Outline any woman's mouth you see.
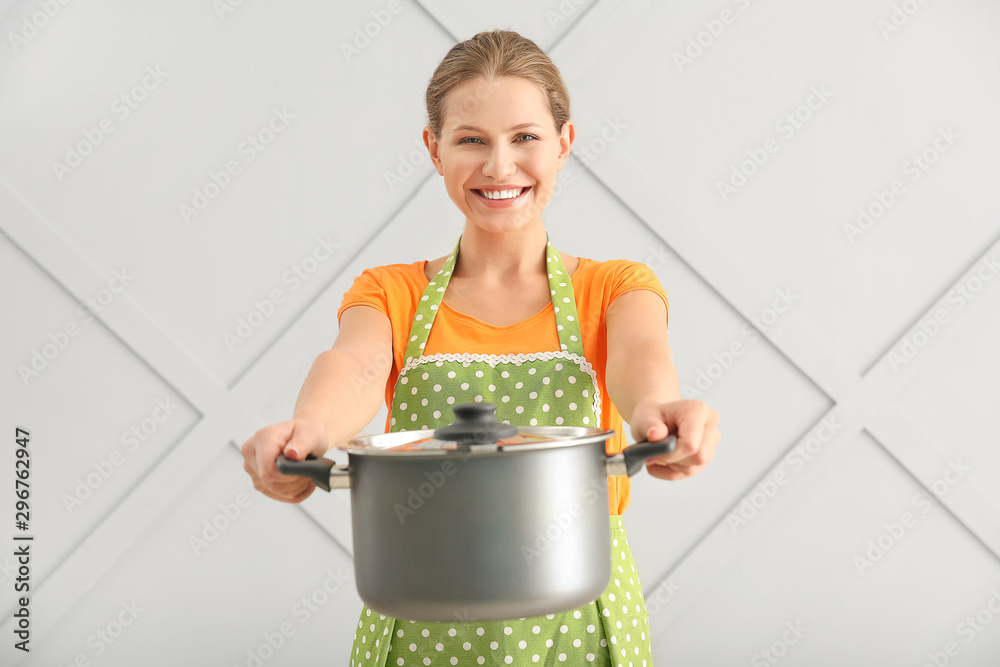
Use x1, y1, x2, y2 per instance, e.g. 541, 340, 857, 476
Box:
472, 186, 531, 207
473, 187, 529, 200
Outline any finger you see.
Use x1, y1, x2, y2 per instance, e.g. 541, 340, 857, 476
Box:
665, 461, 702, 476
694, 428, 721, 467
255, 458, 310, 488
250, 475, 311, 502
643, 420, 671, 445
648, 445, 713, 475
248, 420, 295, 468
259, 470, 312, 494
645, 463, 690, 481
259, 459, 291, 485
257, 440, 295, 484
660, 442, 713, 469
647, 445, 714, 479
265, 476, 313, 500
288, 482, 317, 504
242, 436, 266, 477
249, 470, 307, 494
673, 409, 708, 461
677, 421, 721, 468
655, 409, 710, 466
240, 438, 255, 465
284, 433, 307, 461
286, 422, 329, 461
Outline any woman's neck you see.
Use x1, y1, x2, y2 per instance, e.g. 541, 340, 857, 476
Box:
453, 222, 549, 284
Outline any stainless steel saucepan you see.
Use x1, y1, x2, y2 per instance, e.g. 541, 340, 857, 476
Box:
277, 402, 674, 622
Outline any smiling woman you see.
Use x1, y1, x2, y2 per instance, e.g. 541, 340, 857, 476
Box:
240, 28, 721, 667
425, 75, 572, 234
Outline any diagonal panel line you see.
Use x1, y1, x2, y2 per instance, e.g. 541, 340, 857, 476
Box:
227, 0, 463, 407
642, 401, 867, 639
413, 0, 603, 50
0, 413, 241, 646
645, 235, 1000, 636
866, 418, 1000, 561
411, 0, 461, 42
0, 180, 223, 412
563, 111, 859, 402
546, 0, 605, 53
227, 169, 436, 394
630, 394, 833, 581
0, 415, 351, 659
0, 414, 201, 622
859, 227, 1000, 377
566, 146, 840, 401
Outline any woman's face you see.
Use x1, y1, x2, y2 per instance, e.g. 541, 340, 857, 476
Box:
425, 76, 574, 234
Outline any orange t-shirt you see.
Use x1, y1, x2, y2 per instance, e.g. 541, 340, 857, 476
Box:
337, 257, 669, 515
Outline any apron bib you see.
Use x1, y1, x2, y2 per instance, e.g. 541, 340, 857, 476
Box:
350, 238, 653, 666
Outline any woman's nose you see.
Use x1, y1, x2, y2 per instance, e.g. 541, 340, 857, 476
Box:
482, 145, 516, 180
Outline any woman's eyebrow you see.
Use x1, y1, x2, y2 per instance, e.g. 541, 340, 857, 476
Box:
451, 122, 543, 134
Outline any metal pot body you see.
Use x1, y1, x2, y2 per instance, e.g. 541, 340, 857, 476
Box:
349, 442, 612, 622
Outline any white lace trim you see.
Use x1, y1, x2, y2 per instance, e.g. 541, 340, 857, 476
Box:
399, 351, 602, 425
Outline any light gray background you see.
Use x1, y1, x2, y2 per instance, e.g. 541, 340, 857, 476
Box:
3, 0, 1000, 665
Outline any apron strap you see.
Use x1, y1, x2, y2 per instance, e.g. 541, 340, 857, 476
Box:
401, 237, 460, 365
545, 238, 584, 354
402, 235, 585, 365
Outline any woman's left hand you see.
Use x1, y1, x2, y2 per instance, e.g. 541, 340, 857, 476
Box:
630, 399, 721, 481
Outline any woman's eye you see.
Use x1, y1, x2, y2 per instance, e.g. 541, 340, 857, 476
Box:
458, 135, 537, 145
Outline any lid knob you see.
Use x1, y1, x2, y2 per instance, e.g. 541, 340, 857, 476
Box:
434, 403, 517, 447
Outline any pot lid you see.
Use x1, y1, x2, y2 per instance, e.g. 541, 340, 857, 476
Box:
341, 403, 614, 456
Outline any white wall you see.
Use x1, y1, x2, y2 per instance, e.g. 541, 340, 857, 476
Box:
2, 0, 999, 665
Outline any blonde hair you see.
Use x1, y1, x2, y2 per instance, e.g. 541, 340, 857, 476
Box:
425, 29, 570, 138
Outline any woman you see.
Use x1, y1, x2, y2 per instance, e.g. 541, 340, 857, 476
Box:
242, 29, 720, 665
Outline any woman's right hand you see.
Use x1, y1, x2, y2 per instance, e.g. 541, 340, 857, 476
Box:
242, 306, 391, 503
241, 418, 330, 503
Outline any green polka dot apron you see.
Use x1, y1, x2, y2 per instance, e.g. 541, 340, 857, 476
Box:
350, 237, 653, 667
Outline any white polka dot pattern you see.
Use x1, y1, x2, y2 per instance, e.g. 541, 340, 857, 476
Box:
392, 354, 598, 431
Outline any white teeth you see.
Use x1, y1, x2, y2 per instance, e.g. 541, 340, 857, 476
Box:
479, 188, 524, 200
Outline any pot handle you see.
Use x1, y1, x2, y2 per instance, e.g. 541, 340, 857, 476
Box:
605, 436, 677, 477
276, 454, 350, 492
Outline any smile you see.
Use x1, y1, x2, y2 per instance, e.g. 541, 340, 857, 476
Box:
473, 187, 530, 201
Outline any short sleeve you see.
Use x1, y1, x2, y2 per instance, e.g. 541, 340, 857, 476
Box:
338, 267, 390, 324
607, 261, 669, 319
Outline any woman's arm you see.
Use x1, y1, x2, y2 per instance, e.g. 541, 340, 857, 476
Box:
605, 290, 720, 481
240, 305, 392, 502
605, 290, 681, 415
291, 305, 393, 452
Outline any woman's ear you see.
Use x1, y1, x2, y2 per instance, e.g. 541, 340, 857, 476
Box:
557, 120, 575, 168
423, 126, 445, 175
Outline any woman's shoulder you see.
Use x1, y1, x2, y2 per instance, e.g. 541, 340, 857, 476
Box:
355, 260, 429, 287
342, 261, 429, 311
572, 256, 667, 309
572, 256, 661, 283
